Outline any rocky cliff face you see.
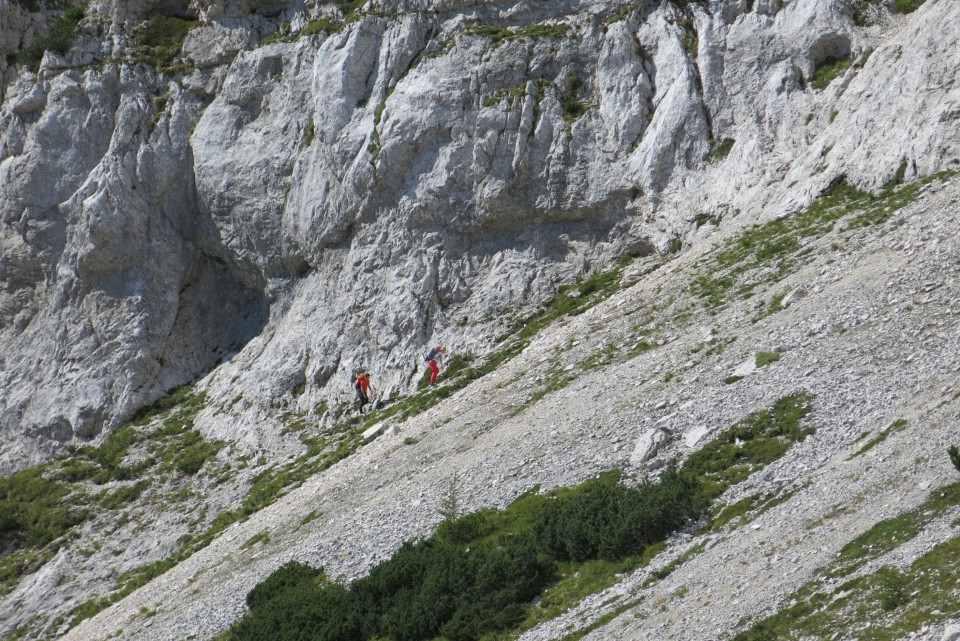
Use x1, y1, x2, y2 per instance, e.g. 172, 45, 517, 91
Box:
7, 0, 957, 471
2, 0, 960, 637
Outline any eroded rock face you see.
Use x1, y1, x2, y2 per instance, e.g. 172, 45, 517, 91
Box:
2, 0, 960, 469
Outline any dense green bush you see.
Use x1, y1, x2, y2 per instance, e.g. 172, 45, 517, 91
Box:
234, 561, 360, 641
16, 5, 85, 72
534, 466, 706, 562
228, 466, 704, 641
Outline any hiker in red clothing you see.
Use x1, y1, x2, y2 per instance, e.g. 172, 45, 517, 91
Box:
354, 373, 372, 413
424, 345, 446, 385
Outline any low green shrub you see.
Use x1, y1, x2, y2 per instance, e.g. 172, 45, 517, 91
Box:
534, 465, 706, 562
949, 445, 960, 472
16, 5, 85, 71
132, 15, 199, 72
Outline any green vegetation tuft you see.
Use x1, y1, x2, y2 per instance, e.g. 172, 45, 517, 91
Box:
713, 138, 735, 161
561, 72, 588, 122
754, 351, 781, 368
301, 17, 343, 37
682, 392, 814, 501
848, 418, 908, 460
463, 21, 570, 47
132, 15, 199, 73
811, 55, 855, 91
16, 5, 85, 72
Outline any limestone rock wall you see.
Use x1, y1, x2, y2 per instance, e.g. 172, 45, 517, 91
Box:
2, 0, 960, 469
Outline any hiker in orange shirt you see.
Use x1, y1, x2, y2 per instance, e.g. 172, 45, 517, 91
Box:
354, 373, 372, 413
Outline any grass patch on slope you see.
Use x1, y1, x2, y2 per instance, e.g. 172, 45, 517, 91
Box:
847, 418, 908, 460
683, 392, 814, 501
731, 482, 960, 641
690, 173, 951, 314
0, 386, 223, 606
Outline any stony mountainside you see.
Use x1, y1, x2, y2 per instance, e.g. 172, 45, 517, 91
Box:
3, 0, 960, 640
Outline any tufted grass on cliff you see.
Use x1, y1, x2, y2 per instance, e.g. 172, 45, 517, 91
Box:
463, 21, 570, 47
132, 14, 199, 74
16, 4, 85, 72
811, 55, 855, 91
